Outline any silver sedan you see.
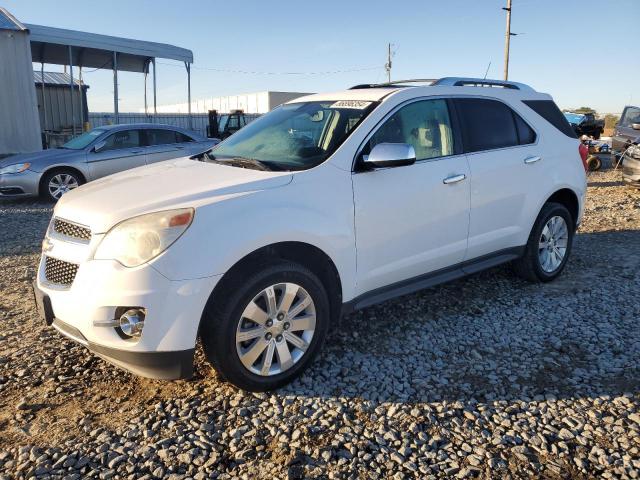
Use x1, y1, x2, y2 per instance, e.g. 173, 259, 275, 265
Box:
0, 123, 218, 201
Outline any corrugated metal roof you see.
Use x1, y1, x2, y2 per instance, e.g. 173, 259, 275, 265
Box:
0, 7, 27, 31
33, 71, 87, 88
27, 23, 193, 72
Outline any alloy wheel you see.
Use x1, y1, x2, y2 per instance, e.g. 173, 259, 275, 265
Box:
235, 282, 316, 376
538, 215, 569, 273
48, 173, 79, 199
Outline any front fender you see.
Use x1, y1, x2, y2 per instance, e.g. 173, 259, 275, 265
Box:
150, 166, 357, 300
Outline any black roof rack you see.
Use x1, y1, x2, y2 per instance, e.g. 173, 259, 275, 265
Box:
350, 77, 534, 92
349, 79, 437, 89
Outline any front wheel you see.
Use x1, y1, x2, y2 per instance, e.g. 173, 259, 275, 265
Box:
200, 262, 330, 391
513, 202, 574, 282
41, 169, 83, 201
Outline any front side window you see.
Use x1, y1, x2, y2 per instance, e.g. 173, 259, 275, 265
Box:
101, 130, 142, 151
621, 107, 640, 127
210, 101, 375, 171
367, 99, 454, 161
147, 129, 178, 146
63, 129, 106, 150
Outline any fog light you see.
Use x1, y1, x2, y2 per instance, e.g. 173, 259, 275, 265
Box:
119, 309, 145, 338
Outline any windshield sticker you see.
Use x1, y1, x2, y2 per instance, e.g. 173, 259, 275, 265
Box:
330, 100, 372, 109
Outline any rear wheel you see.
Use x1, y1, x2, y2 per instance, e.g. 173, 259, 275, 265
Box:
200, 262, 330, 391
513, 202, 574, 282
41, 169, 83, 201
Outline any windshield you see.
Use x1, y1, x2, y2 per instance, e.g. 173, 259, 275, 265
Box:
62, 129, 106, 150
564, 113, 585, 125
210, 100, 376, 170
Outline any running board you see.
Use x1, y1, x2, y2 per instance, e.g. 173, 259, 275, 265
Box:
341, 247, 525, 315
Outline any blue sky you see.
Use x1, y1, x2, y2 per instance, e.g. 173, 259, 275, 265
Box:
5, 0, 638, 114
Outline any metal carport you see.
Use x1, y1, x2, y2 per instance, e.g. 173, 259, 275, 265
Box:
26, 23, 194, 135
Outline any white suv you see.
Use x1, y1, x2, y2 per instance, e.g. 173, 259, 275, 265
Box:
34, 77, 587, 391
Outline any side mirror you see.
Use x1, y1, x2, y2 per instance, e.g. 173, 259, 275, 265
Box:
93, 140, 106, 153
363, 143, 416, 168
632, 123, 640, 131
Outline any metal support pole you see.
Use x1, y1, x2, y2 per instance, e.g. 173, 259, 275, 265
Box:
152, 57, 157, 121
144, 61, 148, 118
78, 66, 84, 131
68, 45, 76, 136
113, 51, 119, 123
503, 0, 512, 81
40, 63, 47, 132
185, 62, 192, 130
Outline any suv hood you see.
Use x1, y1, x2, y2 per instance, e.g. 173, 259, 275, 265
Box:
55, 158, 292, 233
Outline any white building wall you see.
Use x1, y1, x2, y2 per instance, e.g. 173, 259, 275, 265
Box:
0, 29, 42, 154
149, 91, 312, 114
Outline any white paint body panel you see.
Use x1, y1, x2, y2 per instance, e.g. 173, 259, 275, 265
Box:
38, 82, 587, 366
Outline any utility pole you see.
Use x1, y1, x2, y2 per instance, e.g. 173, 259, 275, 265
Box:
385, 43, 392, 83
503, 0, 512, 80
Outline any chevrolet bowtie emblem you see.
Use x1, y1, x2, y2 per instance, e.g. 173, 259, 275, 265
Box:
42, 237, 53, 253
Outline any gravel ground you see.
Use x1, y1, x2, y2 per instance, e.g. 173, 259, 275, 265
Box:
1, 164, 639, 479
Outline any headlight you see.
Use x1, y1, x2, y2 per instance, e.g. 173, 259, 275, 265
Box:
0, 163, 31, 175
94, 208, 194, 267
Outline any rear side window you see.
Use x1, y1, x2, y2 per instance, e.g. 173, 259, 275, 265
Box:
147, 129, 178, 146
176, 132, 195, 143
514, 113, 537, 144
523, 100, 577, 138
454, 98, 519, 152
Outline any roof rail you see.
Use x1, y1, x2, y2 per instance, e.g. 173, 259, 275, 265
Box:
432, 77, 535, 92
350, 79, 437, 89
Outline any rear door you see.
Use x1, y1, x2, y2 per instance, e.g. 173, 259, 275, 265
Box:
453, 97, 543, 260
613, 106, 640, 153
145, 128, 185, 164
87, 129, 146, 179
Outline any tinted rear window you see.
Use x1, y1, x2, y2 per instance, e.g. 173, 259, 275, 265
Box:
514, 113, 537, 144
523, 100, 577, 138
454, 98, 519, 152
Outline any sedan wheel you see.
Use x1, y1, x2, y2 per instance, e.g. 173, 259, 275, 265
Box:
47, 173, 80, 200
235, 282, 316, 376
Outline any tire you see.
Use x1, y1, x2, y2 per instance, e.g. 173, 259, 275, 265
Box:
587, 155, 602, 171
513, 202, 574, 283
200, 261, 330, 391
41, 169, 84, 202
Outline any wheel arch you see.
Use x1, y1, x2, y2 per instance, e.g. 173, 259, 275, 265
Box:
202, 241, 344, 331
38, 165, 87, 196
545, 188, 580, 230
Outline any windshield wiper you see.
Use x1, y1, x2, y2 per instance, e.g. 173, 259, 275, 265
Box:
210, 156, 278, 171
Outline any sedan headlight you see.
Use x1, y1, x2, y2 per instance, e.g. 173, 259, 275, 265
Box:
94, 208, 194, 267
0, 163, 31, 175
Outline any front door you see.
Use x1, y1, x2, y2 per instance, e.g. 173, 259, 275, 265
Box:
352, 98, 470, 295
87, 129, 146, 179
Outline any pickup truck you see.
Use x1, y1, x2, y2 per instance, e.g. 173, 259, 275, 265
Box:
564, 112, 605, 139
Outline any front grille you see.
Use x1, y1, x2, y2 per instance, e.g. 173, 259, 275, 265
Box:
53, 218, 91, 241
44, 256, 79, 286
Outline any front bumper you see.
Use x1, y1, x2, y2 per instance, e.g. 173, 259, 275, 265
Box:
35, 240, 221, 379
0, 169, 41, 197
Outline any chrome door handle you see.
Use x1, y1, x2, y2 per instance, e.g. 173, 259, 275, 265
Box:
443, 174, 466, 184
175, 146, 185, 149
524, 155, 541, 164
131, 150, 144, 154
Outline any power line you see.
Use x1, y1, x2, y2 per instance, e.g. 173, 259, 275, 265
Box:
155, 61, 383, 76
